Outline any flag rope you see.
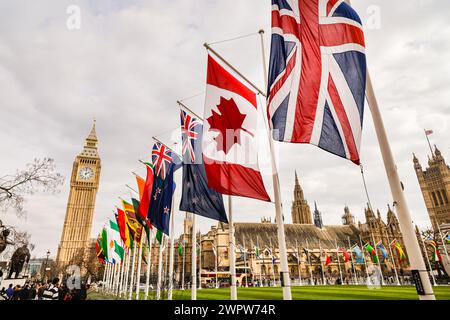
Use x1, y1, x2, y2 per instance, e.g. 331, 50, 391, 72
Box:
206, 31, 259, 46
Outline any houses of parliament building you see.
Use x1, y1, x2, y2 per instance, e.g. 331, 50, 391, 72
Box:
169, 172, 409, 285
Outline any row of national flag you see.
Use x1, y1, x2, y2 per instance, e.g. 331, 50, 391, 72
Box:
96, 0, 373, 265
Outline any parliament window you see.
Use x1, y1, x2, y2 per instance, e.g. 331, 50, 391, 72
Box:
431, 192, 439, 207
442, 189, 449, 204
437, 190, 444, 205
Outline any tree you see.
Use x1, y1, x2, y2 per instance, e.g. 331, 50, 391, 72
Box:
66, 245, 104, 283
0, 158, 64, 216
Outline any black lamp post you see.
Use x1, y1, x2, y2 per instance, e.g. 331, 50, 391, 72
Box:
43, 250, 50, 282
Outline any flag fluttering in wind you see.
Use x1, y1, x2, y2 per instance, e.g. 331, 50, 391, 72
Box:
148, 142, 176, 236
122, 199, 142, 245
179, 110, 228, 223
425, 129, 434, 135
178, 242, 183, 256
364, 243, 379, 263
156, 229, 164, 245
202, 53, 270, 201
254, 245, 261, 258
322, 250, 331, 266
132, 197, 151, 243
101, 219, 125, 263
96, 233, 105, 263
339, 248, 350, 263
352, 246, 364, 264
392, 242, 406, 261
427, 240, 442, 262
267, 0, 367, 165
138, 162, 154, 222
376, 242, 388, 263
116, 208, 132, 248
135, 174, 146, 200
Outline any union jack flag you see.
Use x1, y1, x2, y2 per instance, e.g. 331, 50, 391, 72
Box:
151, 142, 172, 179
180, 110, 201, 162
267, 0, 367, 165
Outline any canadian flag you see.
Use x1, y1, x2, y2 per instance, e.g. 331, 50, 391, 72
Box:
202, 54, 270, 202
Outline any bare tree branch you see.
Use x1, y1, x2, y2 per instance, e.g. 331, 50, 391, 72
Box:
0, 158, 64, 216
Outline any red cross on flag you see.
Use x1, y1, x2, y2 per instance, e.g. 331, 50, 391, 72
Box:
202, 54, 270, 202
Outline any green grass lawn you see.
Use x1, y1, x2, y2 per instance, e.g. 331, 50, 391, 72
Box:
88, 285, 450, 300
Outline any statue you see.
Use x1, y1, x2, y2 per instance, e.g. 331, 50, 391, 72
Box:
0, 220, 14, 255
8, 244, 30, 279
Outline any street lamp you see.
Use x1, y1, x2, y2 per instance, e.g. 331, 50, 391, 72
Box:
43, 250, 50, 282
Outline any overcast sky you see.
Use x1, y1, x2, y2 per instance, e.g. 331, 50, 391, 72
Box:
1, 0, 449, 259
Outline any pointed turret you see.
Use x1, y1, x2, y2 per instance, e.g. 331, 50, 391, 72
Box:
313, 201, 323, 229
342, 205, 355, 226
413, 153, 422, 172
365, 204, 376, 222
79, 119, 99, 158
291, 171, 312, 224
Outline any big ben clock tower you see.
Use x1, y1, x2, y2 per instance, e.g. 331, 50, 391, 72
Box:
56, 120, 101, 268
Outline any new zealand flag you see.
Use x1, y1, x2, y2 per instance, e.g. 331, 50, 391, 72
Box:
179, 110, 228, 223
147, 142, 175, 236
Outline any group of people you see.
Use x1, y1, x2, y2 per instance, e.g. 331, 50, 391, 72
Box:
0, 277, 89, 300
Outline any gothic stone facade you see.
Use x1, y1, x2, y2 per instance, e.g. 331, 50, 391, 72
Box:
172, 173, 407, 285
414, 146, 450, 230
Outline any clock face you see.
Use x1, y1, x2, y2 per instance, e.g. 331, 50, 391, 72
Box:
78, 167, 94, 180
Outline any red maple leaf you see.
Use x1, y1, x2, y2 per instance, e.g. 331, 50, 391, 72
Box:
206, 97, 253, 154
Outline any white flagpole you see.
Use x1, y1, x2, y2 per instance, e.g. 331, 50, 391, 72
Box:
118, 251, 125, 297
105, 263, 110, 293
419, 230, 437, 286
372, 235, 385, 285
110, 263, 115, 294
257, 236, 262, 287
214, 243, 218, 289
269, 241, 276, 286
144, 229, 153, 300
123, 247, 131, 297
258, 30, 292, 299
134, 237, 143, 300
168, 199, 176, 300
347, 237, 358, 285
306, 239, 314, 285
128, 241, 137, 300
364, 25, 436, 302
319, 240, 326, 285
116, 262, 122, 293
359, 236, 370, 282
101, 263, 107, 293
191, 213, 197, 300
296, 239, 302, 286
182, 231, 186, 291
198, 234, 202, 290
228, 196, 237, 300
388, 239, 401, 286
108, 263, 114, 293
116, 262, 122, 295
344, 0, 435, 299
156, 235, 164, 300
243, 237, 248, 288
335, 239, 343, 285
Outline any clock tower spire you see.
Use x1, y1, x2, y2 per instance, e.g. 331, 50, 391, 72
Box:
56, 119, 101, 269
